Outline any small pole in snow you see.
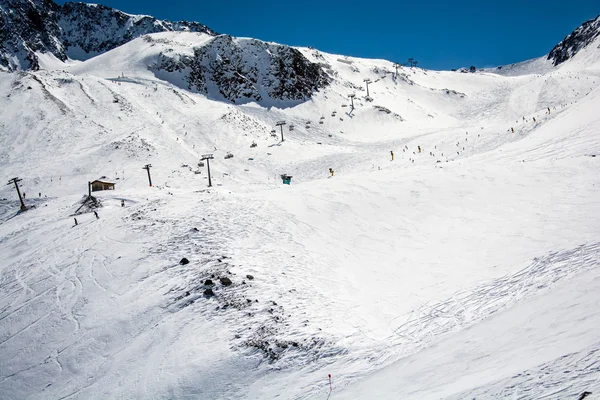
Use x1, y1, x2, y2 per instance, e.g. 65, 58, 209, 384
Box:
393, 63, 401, 78
201, 154, 214, 187
363, 78, 372, 97
348, 93, 356, 110
276, 121, 287, 142
7, 177, 26, 211
143, 164, 153, 187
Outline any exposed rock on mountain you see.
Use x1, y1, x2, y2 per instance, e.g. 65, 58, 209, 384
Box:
152, 35, 331, 104
0, 0, 216, 71
548, 15, 600, 66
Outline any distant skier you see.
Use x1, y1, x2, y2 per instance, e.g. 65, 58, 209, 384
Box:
329, 168, 334, 177
511, 127, 514, 133
533, 117, 536, 122
390, 151, 394, 161
121, 200, 125, 207
74, 218, 78, 226
94, 211, 99, 219
418, 146, 422, 153
38, 192, 41, 198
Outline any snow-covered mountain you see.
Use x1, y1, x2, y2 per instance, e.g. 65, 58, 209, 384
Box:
548, 14, 600, 66
1, 4, 600, 400
151, 34, 331, 104
0, 0, 329, 104
0, 0, 216, 71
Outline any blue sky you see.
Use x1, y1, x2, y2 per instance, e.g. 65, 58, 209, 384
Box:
56, 0, 599, 70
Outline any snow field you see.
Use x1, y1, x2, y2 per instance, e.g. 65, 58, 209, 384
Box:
0, 30, 599, 399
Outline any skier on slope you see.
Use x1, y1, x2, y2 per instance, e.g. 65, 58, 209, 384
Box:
94, 211, 99, 219
390, 151, 394, 161
329, 168, 334, 177
418, 146, 422, 153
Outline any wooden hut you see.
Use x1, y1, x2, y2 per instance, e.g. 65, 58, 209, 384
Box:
90, 180, 115, 192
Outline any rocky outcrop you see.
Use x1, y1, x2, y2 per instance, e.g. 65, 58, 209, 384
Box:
152, 35, 330, 104
58, 2, 215, 59
547, 15, 600, 66
0, 0, 63, 70
0, 0, 216, 71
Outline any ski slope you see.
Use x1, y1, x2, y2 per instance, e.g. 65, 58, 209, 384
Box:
1, 29, 600, 400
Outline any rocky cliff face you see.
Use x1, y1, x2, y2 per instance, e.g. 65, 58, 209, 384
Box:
0, 0, 216, 71
547, 15, 600, 66
151, 35, 331, 104
0, 0, 62, 70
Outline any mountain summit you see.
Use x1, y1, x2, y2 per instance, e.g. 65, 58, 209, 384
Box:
548, 14, 600, 66
0, 0, 216, 70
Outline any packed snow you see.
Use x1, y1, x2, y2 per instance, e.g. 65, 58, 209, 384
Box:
1, 28, 600, 400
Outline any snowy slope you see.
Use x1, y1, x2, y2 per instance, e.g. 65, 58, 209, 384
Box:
0, 15, 600, 400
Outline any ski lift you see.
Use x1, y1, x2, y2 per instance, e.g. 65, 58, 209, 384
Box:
198, 161, 205, 167
224, 152, 234, 159
250, 141, 257, 148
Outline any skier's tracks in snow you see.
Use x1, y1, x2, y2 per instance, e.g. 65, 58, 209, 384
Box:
389, 242, 600, 354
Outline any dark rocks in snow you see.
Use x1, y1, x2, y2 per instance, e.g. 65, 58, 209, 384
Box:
246, 274, 254, 280
179, 257, 190, 265
204, 279, 213, 286
219, 277, 233, 286
548, 15, 600, 66
203, 288, 214, 297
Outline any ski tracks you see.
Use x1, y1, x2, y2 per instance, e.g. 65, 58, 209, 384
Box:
387, 242, 600, 357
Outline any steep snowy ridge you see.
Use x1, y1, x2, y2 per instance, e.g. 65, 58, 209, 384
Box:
0, 0, 215, 71
548, 14, 600, 66
0, 5, 600, 400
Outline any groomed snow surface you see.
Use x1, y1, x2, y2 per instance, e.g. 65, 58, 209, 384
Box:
1, 31, 600, 399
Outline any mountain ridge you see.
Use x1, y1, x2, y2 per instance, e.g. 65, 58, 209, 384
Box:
0, 0, 216, 71
547, 14, 600, 66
